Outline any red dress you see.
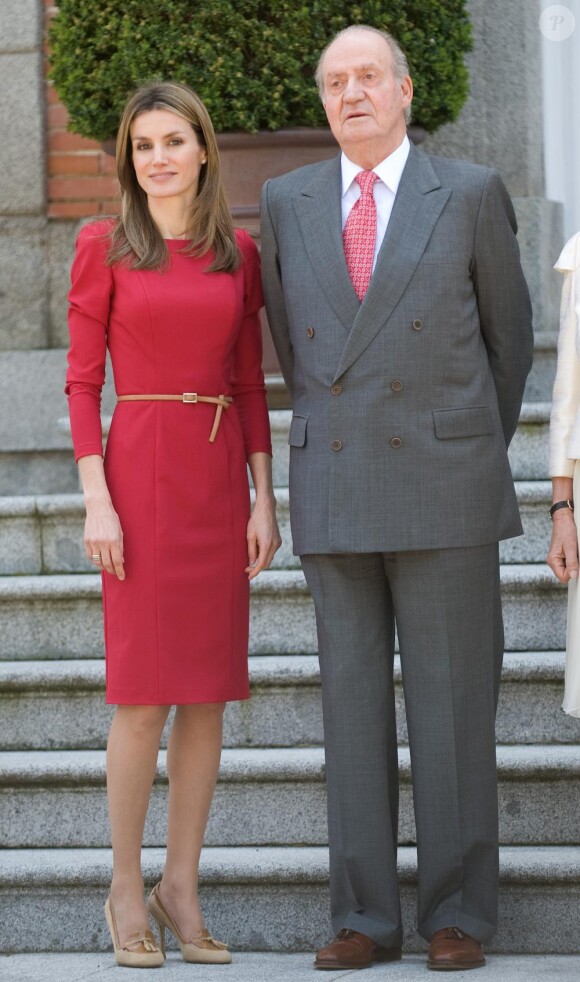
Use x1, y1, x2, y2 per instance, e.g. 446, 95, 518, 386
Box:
66, 221, 272, 705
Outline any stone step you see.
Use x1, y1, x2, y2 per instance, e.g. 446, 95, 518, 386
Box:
0, 655, 322, 751
264, 404, 552, 486
0, 574, 103, 659
500, 482, 551, 563
0, 350, 114, 495
524, 332, 556, 403
0, 451, 80, 496
154, 333, 547, 409
64, 402, 552, 489
0, 363, 289, 495
0, 845, 578, 953
0, 400, 552, 495
1, 745, 578, 849
0, 491, 295, 575
0, 565, 566, 661
0, 653, 575, 751
0, 482, 554, 575
509, 403, 551, 481
0, 348, 551, 470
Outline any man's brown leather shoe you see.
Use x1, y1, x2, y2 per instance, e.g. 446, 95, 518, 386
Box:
314, 929, 402, 970
427, 927, 485, 971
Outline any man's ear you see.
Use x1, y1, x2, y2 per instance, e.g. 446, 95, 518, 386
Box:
401, 75, 413, 108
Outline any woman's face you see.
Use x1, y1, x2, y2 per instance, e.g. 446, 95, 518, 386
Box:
129, 109, 206, 204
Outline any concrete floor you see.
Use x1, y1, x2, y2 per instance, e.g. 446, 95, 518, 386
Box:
2, 953, 580, 982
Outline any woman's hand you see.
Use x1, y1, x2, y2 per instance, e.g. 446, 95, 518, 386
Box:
245, 495, 281, 581
547, 509, 579, 584
245, 451, 281, 580
84, 499, 125, 579
78, 454, 125, 580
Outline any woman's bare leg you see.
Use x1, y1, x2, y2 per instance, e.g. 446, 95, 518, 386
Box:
158, 702, 225, 937
107, 704, 170, 944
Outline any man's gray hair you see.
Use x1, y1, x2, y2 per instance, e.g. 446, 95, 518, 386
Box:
315, 25, 412, 125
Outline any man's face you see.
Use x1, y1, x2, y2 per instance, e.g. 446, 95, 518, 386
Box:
320, 31, 413, 160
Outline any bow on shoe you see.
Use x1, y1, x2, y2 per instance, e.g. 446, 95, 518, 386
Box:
125, 935, 160, 953
190, 930, 229, 950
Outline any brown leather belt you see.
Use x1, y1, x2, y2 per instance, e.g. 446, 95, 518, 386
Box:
116, 393, 233, 442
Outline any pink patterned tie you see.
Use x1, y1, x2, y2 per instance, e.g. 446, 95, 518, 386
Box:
343, 170, 379, 300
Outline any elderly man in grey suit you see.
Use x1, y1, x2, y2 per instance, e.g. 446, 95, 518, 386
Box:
261, 25, 533, 972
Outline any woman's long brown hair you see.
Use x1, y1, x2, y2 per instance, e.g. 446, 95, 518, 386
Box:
107, 81, 239, 273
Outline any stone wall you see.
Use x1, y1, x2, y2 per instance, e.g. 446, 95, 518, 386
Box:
0, 0, 47, 348
425, 0, 544, 197
424, 0, 563, 337
43, 0, 119, 347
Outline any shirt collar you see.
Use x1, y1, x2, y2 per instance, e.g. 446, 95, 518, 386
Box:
341, 135, 411, 197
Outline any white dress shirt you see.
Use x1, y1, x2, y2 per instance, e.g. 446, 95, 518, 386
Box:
341, 135, 410, 270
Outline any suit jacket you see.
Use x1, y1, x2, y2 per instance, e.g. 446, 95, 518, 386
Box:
260, 144, 534, 554
549, 232, 580, 478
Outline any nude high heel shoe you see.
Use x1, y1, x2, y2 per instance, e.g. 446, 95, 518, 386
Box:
147, 882, 232, 964
104, 896, 165, 968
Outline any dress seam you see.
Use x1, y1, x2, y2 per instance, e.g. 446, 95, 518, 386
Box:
101, 571, 108, 698
154, 402, 160, 703
226, 421, 236, 690
136, 269, 161, 704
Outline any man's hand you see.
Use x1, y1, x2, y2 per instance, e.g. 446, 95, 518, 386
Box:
547, 509, 579, 583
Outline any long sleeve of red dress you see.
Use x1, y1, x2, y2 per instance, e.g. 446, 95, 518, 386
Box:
232, 230, 272, 458
65, 223, 112, 461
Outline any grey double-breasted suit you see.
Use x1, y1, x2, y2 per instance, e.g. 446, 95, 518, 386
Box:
260, 144, 533, 946
261, 146, 532, 553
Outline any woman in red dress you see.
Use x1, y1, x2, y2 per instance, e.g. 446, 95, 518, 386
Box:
66, 82, 280, 968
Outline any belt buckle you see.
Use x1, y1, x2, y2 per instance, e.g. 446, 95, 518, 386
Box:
182, 392, 198, 403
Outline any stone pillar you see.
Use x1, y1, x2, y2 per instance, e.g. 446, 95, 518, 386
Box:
542, 0, 580, 240
0, 0, 48, 348
424, 0, 563, 394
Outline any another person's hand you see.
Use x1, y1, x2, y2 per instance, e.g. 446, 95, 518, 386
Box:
245, 496, 281, 580
547, 510, 579, 583
84, 501, 125, 580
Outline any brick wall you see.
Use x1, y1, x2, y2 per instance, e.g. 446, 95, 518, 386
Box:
45, 2, 120, 219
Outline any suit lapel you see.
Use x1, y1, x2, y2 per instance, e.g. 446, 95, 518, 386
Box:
293, 156, 360, 332
333, 145, 451, 382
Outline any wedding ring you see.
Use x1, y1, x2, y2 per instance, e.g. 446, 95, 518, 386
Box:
91, 554, 102, 562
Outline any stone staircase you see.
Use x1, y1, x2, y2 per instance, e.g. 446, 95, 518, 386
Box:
0, 350, 579, 958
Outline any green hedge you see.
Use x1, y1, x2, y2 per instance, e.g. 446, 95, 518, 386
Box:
49, 0, 472, 140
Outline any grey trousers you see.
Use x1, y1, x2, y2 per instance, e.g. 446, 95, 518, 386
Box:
301, 543, 503, 947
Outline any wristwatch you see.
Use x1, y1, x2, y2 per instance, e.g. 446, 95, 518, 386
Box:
550, 499, 575, 519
